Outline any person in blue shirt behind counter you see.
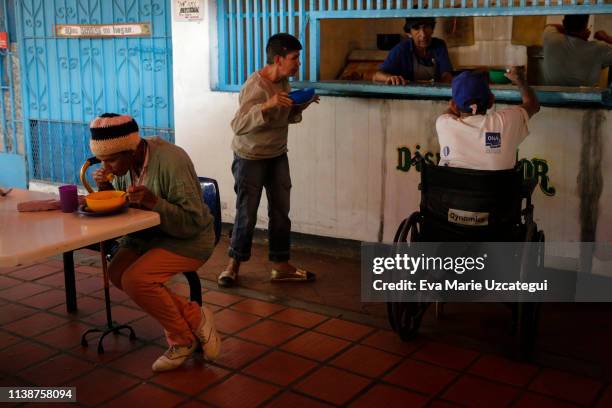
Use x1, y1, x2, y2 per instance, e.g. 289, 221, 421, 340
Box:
373, 17, 454, 85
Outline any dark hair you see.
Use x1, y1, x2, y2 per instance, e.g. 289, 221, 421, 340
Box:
266, 33, 302, 64
403, 17, 436, 34
562, 15, 589, 33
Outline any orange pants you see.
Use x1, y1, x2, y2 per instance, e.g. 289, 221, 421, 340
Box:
108, 247, 204, 346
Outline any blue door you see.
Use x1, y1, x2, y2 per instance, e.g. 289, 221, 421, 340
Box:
15, 0, 174, 185
0, 0, 26, 189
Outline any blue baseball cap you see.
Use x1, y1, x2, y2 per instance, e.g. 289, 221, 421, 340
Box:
451, 71, 491, 113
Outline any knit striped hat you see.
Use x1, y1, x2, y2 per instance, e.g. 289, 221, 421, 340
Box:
89, 113, 141, 156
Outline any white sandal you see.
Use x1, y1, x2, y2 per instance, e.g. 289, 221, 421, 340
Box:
218, 269, 237, 288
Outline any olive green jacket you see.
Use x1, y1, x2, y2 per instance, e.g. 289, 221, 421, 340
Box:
114, 137, 215, 260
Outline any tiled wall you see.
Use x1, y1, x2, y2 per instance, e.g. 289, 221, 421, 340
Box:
320, 18, 403, 80
443, 17, 527, 68
594, 13, 612, 33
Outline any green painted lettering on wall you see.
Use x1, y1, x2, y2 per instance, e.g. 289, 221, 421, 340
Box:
396, 146, 556, 197
396, 145, 440, 172
396, 146, 412, 172
520, 158, 556, 196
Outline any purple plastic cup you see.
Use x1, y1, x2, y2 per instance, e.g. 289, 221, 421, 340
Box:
58, 184, 78, 213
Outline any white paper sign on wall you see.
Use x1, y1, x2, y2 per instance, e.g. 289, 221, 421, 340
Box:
175, 0, 204, 21
55, 23, 151, 38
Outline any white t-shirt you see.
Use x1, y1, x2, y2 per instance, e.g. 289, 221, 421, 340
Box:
436, 106, 530, 170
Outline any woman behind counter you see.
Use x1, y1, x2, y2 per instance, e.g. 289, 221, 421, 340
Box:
373, 17, 454, 85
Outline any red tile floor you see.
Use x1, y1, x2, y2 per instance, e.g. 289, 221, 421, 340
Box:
1, 234, 612, 407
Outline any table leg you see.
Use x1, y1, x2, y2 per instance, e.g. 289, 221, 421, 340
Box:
62, 251, 78, 313
81, 242, 136, 353
101, 244, 113, 328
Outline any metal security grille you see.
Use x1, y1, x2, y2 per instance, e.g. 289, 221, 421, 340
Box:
217, 0, 312, 89
216, 0, 611, 89
0, 0, 23, 157
28, 119, 172, 182
16, 0, 174, 185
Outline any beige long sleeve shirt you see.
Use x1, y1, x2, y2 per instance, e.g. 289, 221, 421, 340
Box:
231, 71, 302, 160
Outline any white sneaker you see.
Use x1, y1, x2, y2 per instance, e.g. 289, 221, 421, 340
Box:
195, 305, 221, 360
151, 342, 197, 372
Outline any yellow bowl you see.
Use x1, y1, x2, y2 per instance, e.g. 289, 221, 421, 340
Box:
85, 190, 127, 212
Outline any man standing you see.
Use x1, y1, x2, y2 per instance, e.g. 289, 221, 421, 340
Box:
218, 33, 318, 288
542, 14, 612, 87
374, 17, 453, 85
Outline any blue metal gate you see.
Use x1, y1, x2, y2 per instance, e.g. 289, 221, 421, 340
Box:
16, 0, 174, 185
0, 0, 26, 189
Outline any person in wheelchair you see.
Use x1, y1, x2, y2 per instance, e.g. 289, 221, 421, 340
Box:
388, 71, 544, 349
436, 67, 540, 171
90, 113, 221, 372
427, 67, 540, 241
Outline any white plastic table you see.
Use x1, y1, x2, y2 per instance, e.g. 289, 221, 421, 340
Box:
0, 188, 160, 312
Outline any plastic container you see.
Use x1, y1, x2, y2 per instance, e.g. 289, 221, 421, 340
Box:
58, 184, 78, 213
288, 88, 315, 105
489, 68, 511, 84
85, 190, 127, 212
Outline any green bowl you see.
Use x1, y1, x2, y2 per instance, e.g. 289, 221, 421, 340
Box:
489, 69, 511, 84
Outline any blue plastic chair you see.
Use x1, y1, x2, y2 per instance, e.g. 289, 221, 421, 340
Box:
199, 177, 221, 245
185, 177, 221, 305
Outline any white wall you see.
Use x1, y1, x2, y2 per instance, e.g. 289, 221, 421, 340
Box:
172, 2, 612, 257
171, 0, 236, 220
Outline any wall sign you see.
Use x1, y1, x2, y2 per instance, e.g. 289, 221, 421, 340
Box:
175, 0, 203, 21
55, 23, 151, 38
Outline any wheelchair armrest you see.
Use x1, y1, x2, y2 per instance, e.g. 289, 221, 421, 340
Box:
522, 177, 538, 198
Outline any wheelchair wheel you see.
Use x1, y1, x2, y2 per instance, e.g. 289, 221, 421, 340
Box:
393, 212, 421, 243
387, 302, 429, 341
515, 225, 544, 358
387, 212, 430, 341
